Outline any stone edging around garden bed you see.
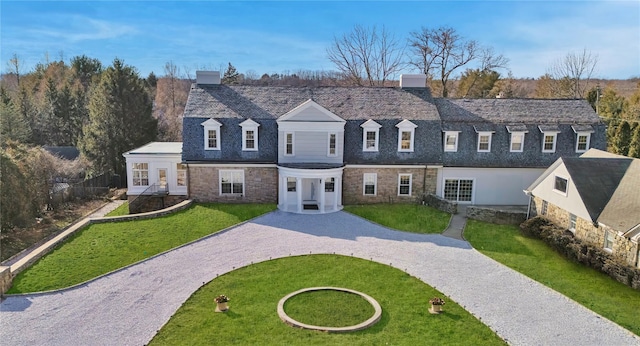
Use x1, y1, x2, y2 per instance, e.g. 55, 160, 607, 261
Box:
1, 200, 193, 295
277, 286, 382, 333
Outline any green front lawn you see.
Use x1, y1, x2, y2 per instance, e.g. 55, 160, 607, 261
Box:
343, 204, 450, 233
8, 204, 275, 293
105, 201, 129, 216
464, 220, 640, 336
149, 255, 505, 345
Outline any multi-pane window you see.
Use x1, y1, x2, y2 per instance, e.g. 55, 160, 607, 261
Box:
328, 133, 337, 156
325, 177, 335, 192
398, 174, 412, 196
604, 230, 615, 251
400, 131, 412, 150
366, 131, 377, 150
245, 130, 255, 150
510, 132, 524, 152
477, 132, 492, 152
132, 163, 149, 186
287, 177, 296, 191
543, 134, 557, 153
285, 133, 294, 156
363, 173, 377, 196
554, 176, 568, 194
541, 200, 548, 215
576, 133, 590, 152
569, 213, 577, 231
220, 170, 244, 195
444, 179, 473, 202
444, 132, 458, 152
176, 164, 187, 187
208, 130, 218, 149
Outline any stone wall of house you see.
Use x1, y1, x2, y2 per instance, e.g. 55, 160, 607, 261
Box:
422, 193, 458, 214
128, 195, 188, 214
342, 167, 437, 205
189, 166, 278, 204
467, 206, 527, 225
531, 196, 639, 267
0, 266, 11, 295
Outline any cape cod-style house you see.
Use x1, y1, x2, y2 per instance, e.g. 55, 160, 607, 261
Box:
124, 71, 606, 214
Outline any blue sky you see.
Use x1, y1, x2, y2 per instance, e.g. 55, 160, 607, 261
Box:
2, 1, 639, 79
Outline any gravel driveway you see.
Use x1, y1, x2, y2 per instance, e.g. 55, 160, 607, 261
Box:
1, 210, 638, 345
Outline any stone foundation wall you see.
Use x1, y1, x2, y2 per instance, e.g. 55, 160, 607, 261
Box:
128, 195, 188, 214
467, 206, 527, 225
531, 196, 639, 267
0, 266, 11, 295
189, 166, 278, 204
342, 167, 437, 205
422, 193, 457, 214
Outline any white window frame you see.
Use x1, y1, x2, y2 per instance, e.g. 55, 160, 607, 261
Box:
542, 133, 558, 153
202, 119, 222, 150
575, 132, 591, 153
363, 173, 377, 196
477, 132, 492, 152
510, 132, 525, 152
361, 120, 381, 152
553, 175, 568, 196
219, 170, 244, 195
132, 163, 149, 186
541, 200, 548, 215
604, 230, 615, 252
240, 119, 260, 151
569, 213, 577, 232
398, 173, 412, 196
176, 163, 187, 187
396, 120, 417, 152
444, 131, 459, 152
284, 132, 295, 156
327, 133, 337, 157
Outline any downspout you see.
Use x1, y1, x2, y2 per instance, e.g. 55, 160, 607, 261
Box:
524, 190, 532, 219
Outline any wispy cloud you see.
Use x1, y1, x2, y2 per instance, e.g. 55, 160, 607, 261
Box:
29, 15, 137, 43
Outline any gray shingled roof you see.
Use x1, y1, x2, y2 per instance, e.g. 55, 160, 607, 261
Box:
563, 157, 631, 224
598, 159, 640, 232
184, 85, 440, 120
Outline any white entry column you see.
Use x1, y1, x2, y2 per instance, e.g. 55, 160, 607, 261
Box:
296, 177, 302, 213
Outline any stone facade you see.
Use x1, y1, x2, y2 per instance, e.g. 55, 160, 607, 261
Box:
422, 193, 458, 214
342, 167, 437, 205
531, 196, 639, 267
127, 195, 188, 214
0, 266, 11, 295
189, 165, 278, 204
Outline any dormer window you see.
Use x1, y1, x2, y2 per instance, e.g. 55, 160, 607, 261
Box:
239, 119, 260, 151
396, 119, 417, 152
361, 119, 381, 152
201, 118, 222, 150
506, 125, 528, 153
443, 131, 459, 152
539, 125, 560, 153
571, 125, 594, 153
477, 132, 493, 152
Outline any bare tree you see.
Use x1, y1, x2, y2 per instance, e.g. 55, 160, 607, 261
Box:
327, 25, 405, 86
548, 49, 598, 98
408, 26, 481, 97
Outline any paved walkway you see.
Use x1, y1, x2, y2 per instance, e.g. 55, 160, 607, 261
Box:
442, 205, 468, 240
1, 211, 638, 345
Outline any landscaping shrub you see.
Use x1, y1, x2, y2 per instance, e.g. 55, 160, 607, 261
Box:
520, 216, 640, 290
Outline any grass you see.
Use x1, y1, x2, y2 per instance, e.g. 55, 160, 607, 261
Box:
343, 204, 450, 234
105, 201, 129, 216
7, 203, 276, 293
464, 220, 640, 336
149, 255, 505, 345
284, 289, 375, 327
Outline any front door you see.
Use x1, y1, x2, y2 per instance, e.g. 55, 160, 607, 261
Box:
158, 168, 168, 192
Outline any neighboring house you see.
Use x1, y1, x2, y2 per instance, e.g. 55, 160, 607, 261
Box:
524, 149, 640, 268
124, 71, 606, 214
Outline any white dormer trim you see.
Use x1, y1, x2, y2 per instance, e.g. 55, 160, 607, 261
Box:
277, 100, 345, 132
361, 119, 382, 152
239, 118, 260, 151
201, 118, 222, 150
539, 125, 560, 153
476, 131, 493, 152
396, 119, 417, 152
571, 125, 594, 153
278, 99, 346, 123
443, 131, 460, 152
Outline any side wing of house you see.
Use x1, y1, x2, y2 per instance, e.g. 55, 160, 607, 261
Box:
123, 142, 187, 197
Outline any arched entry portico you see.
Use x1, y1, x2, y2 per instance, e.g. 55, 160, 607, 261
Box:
278, 165, 343, 213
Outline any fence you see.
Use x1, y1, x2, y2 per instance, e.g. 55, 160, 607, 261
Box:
49, 172, 120, 209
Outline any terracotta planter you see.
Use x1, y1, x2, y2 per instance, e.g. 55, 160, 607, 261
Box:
215, 302, 229, 312
429, 303, 443, 314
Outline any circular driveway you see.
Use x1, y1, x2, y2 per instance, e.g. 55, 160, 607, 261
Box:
1, 211, 638, 345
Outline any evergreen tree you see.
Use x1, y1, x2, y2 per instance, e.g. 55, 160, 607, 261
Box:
222, 62, 240, 84
457, 68, 500, 98
628, 125, 640, 159
80, 58, 157, 174
0, 100, 31, 143
612, 120, 632, 156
